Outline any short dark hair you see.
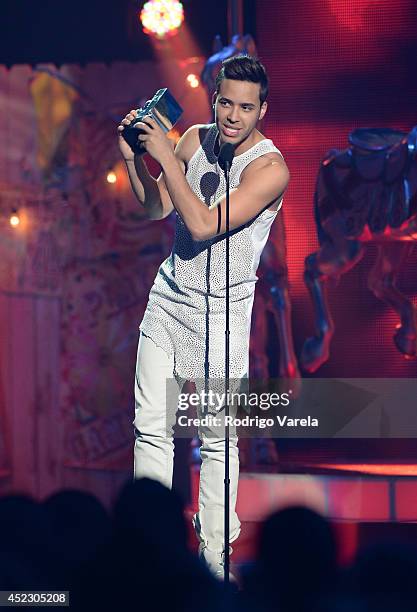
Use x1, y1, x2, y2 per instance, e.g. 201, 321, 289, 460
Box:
215, 55, 269, 104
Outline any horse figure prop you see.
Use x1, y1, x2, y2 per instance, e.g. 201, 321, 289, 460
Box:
251, 213, 300, 385
201, 33, 257, 96
302, 126, 417, 372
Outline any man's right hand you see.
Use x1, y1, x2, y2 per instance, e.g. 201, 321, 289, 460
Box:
117, 109, 139, 161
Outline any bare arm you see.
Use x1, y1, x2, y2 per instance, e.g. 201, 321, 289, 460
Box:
124, 155, 171, 220
134, 115, 290, 239
160, 150, 290, 240
118, 110, 200, 220
152, 125, 204, 217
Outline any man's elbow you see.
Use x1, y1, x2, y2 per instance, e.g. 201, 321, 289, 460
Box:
144, 206, 163, 221
144, 198, 168, 220
190, 227, 210, 242
147, 210, 164, 220
187, 216, 213, 241
190, 220, 217, 241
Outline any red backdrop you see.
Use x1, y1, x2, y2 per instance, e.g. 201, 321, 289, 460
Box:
257, 0, 417, 378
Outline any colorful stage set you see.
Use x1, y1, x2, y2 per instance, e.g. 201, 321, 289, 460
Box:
0, 0, 416, 563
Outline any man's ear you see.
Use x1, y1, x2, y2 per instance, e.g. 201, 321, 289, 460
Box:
259, 101, 267, 121
212, 92, 217, 108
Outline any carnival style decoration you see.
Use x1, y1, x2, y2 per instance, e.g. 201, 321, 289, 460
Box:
302, 126, 417, 372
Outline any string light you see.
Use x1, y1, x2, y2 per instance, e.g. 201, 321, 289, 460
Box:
186, 73, 199, 88
106, 170, 117, 184
9, 210, 20, 227
140, 0, 184, 39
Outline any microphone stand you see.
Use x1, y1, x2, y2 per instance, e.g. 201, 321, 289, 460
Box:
217, 141, 234, 585
224, 157, 231, 585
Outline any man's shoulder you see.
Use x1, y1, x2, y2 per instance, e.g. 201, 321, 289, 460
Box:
241, 148, 287, 179
186, 123, 214, 136
186, 122, 214, 133
175, 123, 214, 164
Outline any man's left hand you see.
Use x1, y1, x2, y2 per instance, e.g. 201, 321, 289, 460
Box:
136, 116, 175, 166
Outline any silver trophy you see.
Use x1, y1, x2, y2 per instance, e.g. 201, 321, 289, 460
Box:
122, 88, 183, 155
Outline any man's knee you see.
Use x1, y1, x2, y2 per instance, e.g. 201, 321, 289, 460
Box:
198, 432, 239, 451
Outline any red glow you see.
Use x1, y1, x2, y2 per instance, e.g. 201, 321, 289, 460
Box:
310, 463, 417, 476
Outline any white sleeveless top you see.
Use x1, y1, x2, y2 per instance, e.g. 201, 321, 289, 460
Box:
140, 123, 284, 385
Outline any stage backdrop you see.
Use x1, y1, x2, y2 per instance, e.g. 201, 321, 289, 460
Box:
257, 0, 417, 378
0, 59, 209, 503
1, 1, 417, 503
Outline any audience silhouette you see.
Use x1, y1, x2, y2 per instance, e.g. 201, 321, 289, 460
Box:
0, 481, 416, 611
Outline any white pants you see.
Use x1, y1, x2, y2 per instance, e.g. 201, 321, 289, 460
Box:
133, 332, 241, 554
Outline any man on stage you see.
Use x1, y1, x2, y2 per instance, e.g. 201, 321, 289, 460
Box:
118, 55, 289, 578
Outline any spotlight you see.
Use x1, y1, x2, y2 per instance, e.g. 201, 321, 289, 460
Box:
9, 210, 20, 227
140, 0, 184, 39
107, 170, 117, 184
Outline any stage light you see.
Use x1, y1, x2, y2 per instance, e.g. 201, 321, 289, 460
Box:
106, 170, 117, 184
186, 73, 199, 88
140, 0, 184, 39
9, 210, 20, 227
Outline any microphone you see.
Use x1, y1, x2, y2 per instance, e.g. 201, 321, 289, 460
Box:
218, 143, 235, 173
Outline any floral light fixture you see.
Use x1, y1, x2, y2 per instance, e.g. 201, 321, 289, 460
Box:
140, 0, 184, 39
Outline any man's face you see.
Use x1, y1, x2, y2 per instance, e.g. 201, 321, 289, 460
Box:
213, 78, 267, 147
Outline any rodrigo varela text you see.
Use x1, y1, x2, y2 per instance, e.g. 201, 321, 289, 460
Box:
178, 415, 319, 428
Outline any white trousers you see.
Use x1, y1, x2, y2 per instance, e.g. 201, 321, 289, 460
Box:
133, 332, 241, 554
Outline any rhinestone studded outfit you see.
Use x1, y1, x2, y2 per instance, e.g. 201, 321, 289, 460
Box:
139, 123, 284, 386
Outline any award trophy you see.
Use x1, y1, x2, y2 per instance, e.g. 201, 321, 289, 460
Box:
121, 88, 183, 155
